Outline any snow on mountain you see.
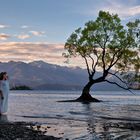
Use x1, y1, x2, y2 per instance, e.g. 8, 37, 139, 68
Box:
0, 61, 122, 90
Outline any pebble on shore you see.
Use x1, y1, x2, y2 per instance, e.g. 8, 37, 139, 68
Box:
0, 121, 61, 140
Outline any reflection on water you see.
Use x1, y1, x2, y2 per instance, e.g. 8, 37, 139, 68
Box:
7, 90, 140, 139
82, 103, 140, 140
0, 115, 8, 122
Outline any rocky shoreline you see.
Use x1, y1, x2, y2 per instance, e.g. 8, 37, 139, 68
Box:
0, 121, 61, 140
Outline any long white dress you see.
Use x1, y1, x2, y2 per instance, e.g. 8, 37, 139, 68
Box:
0, 94, 2, 113
0, 80, 9, 113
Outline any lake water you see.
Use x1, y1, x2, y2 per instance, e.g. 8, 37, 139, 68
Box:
3, 90, 140, 140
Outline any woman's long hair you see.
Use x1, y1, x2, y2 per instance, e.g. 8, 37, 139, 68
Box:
0, 72, 7, 80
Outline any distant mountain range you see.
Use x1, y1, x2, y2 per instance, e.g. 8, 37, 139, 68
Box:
0, 61, 123, 91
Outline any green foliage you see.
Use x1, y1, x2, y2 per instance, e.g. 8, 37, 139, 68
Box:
11, 85, 32, 90
64, 11, 140, 78
123, 73, 140, 89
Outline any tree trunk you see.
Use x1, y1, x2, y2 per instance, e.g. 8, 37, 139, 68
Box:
76, 81, 100, 102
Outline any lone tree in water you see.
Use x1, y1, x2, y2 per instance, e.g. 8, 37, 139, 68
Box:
64, 11, 140, 102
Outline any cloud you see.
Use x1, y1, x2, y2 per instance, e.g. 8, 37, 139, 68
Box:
0, 24, 9, 29
29, 31, 45, 36
102, 1, 140, 19
15, 29, 45, 40
85, 0, 140, 20
129, 5, 140, 16
0, 42, 86, 67
0, 42, 65, 64
21, 25, 29, 29
102, 4, 140, 19
16, 34, 30, 39
0, 33, 10, 40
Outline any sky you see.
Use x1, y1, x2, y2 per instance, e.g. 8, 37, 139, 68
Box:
0, 0, 140, 67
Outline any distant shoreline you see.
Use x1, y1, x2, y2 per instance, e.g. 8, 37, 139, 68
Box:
10, 85, 32, 90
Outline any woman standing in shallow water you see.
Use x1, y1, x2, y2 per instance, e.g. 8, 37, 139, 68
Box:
0, 72, 9, 115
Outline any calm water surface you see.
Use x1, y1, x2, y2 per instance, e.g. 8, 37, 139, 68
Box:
3, 90, 140, 139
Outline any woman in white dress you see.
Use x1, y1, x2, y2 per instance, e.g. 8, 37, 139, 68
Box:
0, 72, 9, 114
0, 90, 4, 114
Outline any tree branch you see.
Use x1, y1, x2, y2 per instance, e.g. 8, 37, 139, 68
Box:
102, 20, 109, 72
108, 72, 128, 85
83, 56, 91, 76
92, 54, 101, 76
107, 51, 122, 71
109, 51, 117, 68
88, 55, 94, 71
102, 46, 106, 72
104, 79, 135, 95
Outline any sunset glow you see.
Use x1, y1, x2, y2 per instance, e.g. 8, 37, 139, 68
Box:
0, 0, 140, 67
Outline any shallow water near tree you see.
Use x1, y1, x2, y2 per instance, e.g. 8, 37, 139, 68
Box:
3, 90, 140, 140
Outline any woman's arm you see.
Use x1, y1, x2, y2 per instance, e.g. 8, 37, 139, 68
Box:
0, 90, 4, 99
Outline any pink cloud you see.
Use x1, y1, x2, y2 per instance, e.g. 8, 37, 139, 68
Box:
16, 34, 30, 39
0, 33, 10, 40
30, 31, 45, 36
0, 42, 85, 67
